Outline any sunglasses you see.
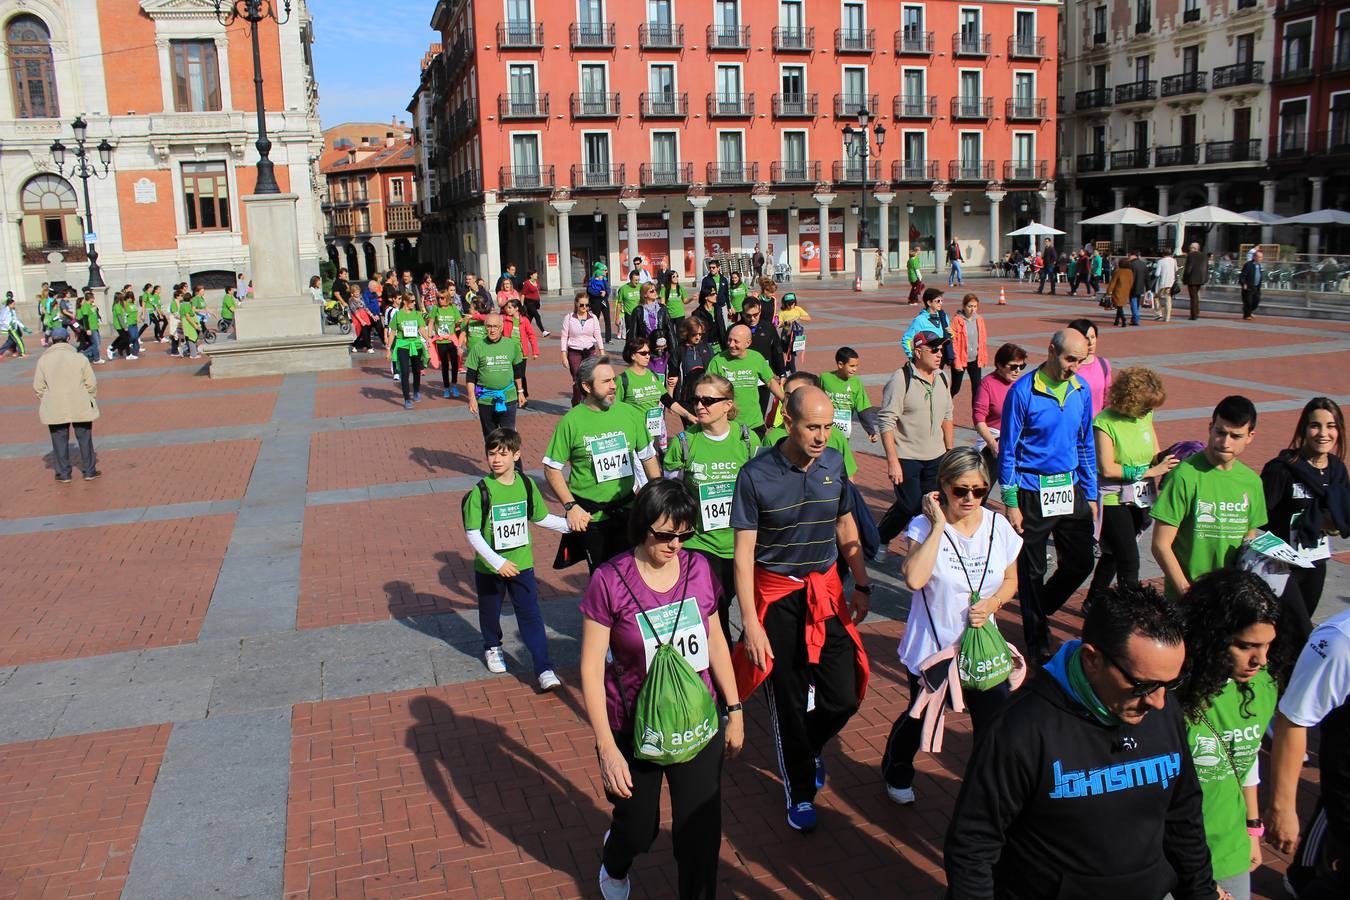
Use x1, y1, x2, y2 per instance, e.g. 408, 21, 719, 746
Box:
649, 526, 696, 543
1005, 363, 1027, 372
1101, 648, 1188, 698
948, 486, 989, 499
634, 349, 651, 356
919, 341, 947, 352
576, 304, 589, 309
694, 395, 730, 407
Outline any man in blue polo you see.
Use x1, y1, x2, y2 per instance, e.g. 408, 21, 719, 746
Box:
999, 328, 1098, 663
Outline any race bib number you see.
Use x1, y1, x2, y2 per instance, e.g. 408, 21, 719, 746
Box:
637, 599, 710, 673
490, 502, 529, 550
645, 407, 666, 440
1038, 473, 1075, 517
792, 334, 806, 353
436, 320, 453, 337
832, 409, 853, 436
401, 320, 420, 338
698, 481, 735, 532
1122, 479, 1156, 508
589, 434, 632, 483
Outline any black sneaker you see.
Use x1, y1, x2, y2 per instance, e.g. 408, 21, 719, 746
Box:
84, 469, 102, 480
55, 474, 72, 484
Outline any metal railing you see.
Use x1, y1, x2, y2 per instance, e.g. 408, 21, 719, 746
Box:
1155, 144, 1201, 166
1003, 160, 1048, 182
497, 93, 549, 119
707, 24, 750, 50
1161, 71, 1207, 97
706, 161, 758, 184
498, 166, 556, 192
832, 160, 882, 183
570, 22, 615, 48
639, 162, 693, 186
773, 93, 818, 117
1115, 80, 1157, 103
638, 22, 683, 48
571, 92, 620, 118
951, 96, 993, 119
894, 95, 937, 118
948, 160, 994, 181
1008, 35, 1045, 59
895, 29, 934, 54
707, 93, 754, 117
835, 28, 875, 52
1006, 97, 1047, 120
834, 93, 879, 117
894, 159, 939, 182
570, 164, 625, 189
1076, 87, 1112, 110
1077, 152, 1107, 173
639, 92, 688, 118
953, 32, 991, 56
1205, 139, 1262, 163
497, 22, 543, 48
1110, 148, 1150, 169
770, 160, 821, 184
1213, 62, 1263, 88
773, 26, 814, 51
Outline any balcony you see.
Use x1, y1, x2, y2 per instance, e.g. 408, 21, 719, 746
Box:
1076, 87, 1112, 110
1274, 137, 1309, 159
496, 22, 543, 49
1006, 97, 1048, 121
1110, 148, 1150, 169
895, 29, 934, 55
639, 22, 683, 49
894, 95, 937, 119
1092, 31, 1107, 46
1205, 139, 1262, 164
1115, 80, 1157, 104
773, 93, 819, 118
386, 204, 421, 234
953, 32, 991, 57
1004, 161, 1049, 182
1134, 20, 1152, 35
571, 92, 620, 118
773, 26, 814, 52
1183, 8, 1201, 23
570, 164, 625, 190
707, 93, 754, 117
1155, 144, 1201, 166
1077, 152, 1107, 173
447, 171, 481, 201
894, 159, 939, 183
707, 25, 750, 50
949, 160, 994, 182
498, 166, 556, 193
497, 92, 549, 119
950, 96, 993, 120
639, 162, 693, 187
22, 240, 86, 264
770, 160, 822, 185
1008, 35, 1045, 59
570, 22, 615, 49
706, 162, 759, 185
639, 92, 688, 118
835, 28, 875, 53
832, 160, 883, 183
1161, 71, 1207, 97
834, 93, 879, 118
1212, 61, 1264, 90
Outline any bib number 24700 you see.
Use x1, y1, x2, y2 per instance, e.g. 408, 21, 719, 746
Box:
1038, 473, 1075, 517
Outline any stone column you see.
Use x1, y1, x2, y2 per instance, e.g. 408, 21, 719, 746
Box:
1156, 185, 1170, 252
1205, 181, 1221, 207
985, 190, 1006, 270
931, 191, 951, 273
689, 196, 711, 278
551, 199, 577, 295
753, 193, 774, 263
620, 197, 643, 267
1039, 187, 1057, 237
1111, 187, 1127, 246
1260, 180, 1277, 245
1068, 187, 1084, 251
875, 192, 895, 279
483, 198, 507, 285
813, 192, 837, 280
1309, 176, 1327, 255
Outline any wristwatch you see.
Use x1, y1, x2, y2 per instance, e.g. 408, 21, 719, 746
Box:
725, 703, 744, 714
855, 583, 873, 595
563, 501, 578, 511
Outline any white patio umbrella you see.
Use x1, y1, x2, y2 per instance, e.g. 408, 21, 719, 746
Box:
1278, 209, 1350, 226
1165, 206, 1262, 255
1078, 207, 1164, 227
1237, 210, 1290, 226
1005, 221, 1065, 238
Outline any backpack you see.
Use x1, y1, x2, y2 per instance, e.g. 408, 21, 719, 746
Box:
901, 362, 949, 393
463, 476, 537, 537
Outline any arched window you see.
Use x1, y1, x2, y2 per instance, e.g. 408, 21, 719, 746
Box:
7, 15, 59, 119
20, 174, 81, 259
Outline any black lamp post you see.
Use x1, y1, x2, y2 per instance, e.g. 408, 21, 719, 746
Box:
214, 0, 291, 194
49, 116, 113, 290
842, 108, 886, 249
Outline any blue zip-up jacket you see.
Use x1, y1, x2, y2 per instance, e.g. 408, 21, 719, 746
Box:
901, 309, 948, 356
998, 366, 1098, 502
361, 288, 381, 317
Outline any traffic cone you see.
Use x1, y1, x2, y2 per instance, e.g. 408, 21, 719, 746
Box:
998, 286, 1008, 305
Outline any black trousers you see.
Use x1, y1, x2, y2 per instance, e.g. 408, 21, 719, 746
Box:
762, 589, 860, 806
1241, 287, 1261, 317
475, 398, 518, 443
1016, 486, 1096, 657
582, 511, 630, 573
592, 297, 613, 342
603, 730, 724, 898
523, 300, 545, 333
877, 456, 943, 545
1276, 561, 1328, 675
435, 341, 459, 388
395, 347, 422, 401
49, 422, 95, 478
881, 671, 1011, 789
949, 363, 982, 399
696, 550, 736, 646
1088, 503, 1147, 599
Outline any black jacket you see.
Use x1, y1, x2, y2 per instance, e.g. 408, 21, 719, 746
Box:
1183, 251, 1207, 286
945, 655, 1214, 900
699, 272, 731, 309
1239, 260, 1263, 294
746, 321, 785, 374
625, 303, 674, 343
690, 306, 725, 350
1128, 258, 1151, 296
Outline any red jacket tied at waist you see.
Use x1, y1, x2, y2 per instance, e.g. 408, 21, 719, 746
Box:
732, 565, 870, 702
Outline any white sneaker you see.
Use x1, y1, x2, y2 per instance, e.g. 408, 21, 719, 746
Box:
886, 784, 916, 806
538, 670, 561, 691
599, 865, 630, 900
484, 646, 507, 674
127, 354, 139, 360
541, 330, 552, 337
107, 346, 115, 360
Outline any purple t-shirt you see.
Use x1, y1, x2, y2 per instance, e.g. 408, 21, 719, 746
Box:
579, 550, 722, 736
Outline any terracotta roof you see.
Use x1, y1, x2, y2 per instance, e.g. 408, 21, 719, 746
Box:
320, 138, 416, 175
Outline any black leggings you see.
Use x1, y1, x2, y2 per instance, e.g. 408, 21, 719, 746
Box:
396, 347, 423, 400
882, 671, 1011, 789
696, 550, 736, 646
1088, 503, 1147, 599
153, 314, 168, 341
435, 341, 459, 388
950, 363, 982, 398
1275, 561, 1328, 681
110, 328, 132, 355
523, 301, 545, 333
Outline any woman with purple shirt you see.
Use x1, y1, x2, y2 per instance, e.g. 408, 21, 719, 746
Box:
1067, 318, 1112, 415
580, 480, 743, 900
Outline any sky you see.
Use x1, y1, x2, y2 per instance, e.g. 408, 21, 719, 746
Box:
310, 0, 435, 128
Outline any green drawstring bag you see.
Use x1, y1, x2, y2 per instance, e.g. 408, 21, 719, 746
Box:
631, 594, 719, 766
958, 617, 1015, 691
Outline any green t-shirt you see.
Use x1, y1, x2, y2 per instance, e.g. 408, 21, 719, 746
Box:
662, 284, 689, 320
706, 349, 776, 429
543, 402, 652, 520
616, 282, 644, 316
1151, 454, 1267, 598
465, 337, 523, 401
146, 293, 162, 313
617, 367, 667, 441
762, 425, 858, 478
1093, 409, 1157, 507
1187, 672, 1277, 880
820, 371, 871, 436
664, 425, 761, 558
388, 309, 426, 352
461, 474, 550, 574
907, 256, 922, 283
429, 305, 461, 341
191, 294, 207, 311
177, 300, 199, 341
221, 293, 237, 320
728, 283, 748, 313
78, 301, 99, 331
112, 302, 132, 330
464, 316, 488, 348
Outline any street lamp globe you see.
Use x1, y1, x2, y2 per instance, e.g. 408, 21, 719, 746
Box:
856, 106, 870, 129
873, 121, 886, 148
50, 140, 66, 169
71, 115, 87, 144
97, 139, 113, 168
842, 123, 855, 151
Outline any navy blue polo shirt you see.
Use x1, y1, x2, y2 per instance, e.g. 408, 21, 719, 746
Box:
730, 442, 853, 575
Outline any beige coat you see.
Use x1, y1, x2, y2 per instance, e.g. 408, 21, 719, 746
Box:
33, 341, 99, 425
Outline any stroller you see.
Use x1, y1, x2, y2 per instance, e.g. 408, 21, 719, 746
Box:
323, 299, 353, 334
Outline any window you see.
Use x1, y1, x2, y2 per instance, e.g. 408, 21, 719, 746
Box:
902, 5, 924, 45
1133, 120, 1149, 155
582, 133, 611, 182
1091, 125, 1106, 157
1135, 55, 1150, 83
718, 131, 744, 180
1014, 11, 1035, 54
1337, 12, 1350, 67
901, 69, 925, 113
782, 130, 807, 177
960, 133, 982, 166
171, 40, 222, 112
1183, 0, 1200, 20
580, 63, 607, 113
1093, 64, 1108, 90
1280, 99, 1308, 153
506, 0, 534, 39
7, 15, 59, 119
648, 0, 671, 26
1013, 72, 1034, 116
579, 0, 604, 27
1236, 33, 1254, 65
715, 0, 739, 30
652, 131, 679, 182
1182, 46, 1199, 74
780, 0, 803, 30
182, 162, 232, 232
18, 174, 79, 250
960, 8, 980, 37
357, 176, 368, 200
1093, 6, 1106, 38
781, 65, 806, 112
1330, 94, 1350, 149
842, 2, 865, 43
903, 132, 926, 174
512, 134, 541, 185
390, 177, 405, 202
1283, 21, 1313, 75
1136, 0, 1151, 30
1013, 134, 1034, 168
842, 66, 866, 105
650, 64, 676, 110
715, 64, 742, 111
1180, 114, 1196, 149
508, 64, 537, 114
959, 70, 981, 100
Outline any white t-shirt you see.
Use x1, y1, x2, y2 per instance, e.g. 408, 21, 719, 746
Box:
898, 508, 1023, 675
1279, 609, 1350, 728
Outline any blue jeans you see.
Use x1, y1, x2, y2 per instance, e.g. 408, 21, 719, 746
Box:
948, 260, 963, 285
474, 568, 552, 674
1128, 294, 1140, 325
83, 329, 100, 362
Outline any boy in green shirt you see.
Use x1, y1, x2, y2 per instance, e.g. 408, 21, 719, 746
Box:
1152, 396, 1267, 599
461, 427, 570, 690
77, 293, 103, 363
219, 287, 238, 334
819, 346, 878, 443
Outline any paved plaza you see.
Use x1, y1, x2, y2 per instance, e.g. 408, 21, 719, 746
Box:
0, 285, 1346, 899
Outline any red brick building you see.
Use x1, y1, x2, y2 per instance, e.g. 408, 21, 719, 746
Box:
320, 137, 421, 281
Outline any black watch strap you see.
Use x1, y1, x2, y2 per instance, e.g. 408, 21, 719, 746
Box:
855, 583, 873, 595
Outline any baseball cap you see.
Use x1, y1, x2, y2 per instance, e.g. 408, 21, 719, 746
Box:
913, 330, 945, 348
49, 325, 69, 340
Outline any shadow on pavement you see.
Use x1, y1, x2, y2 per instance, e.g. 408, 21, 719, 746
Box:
409, 445, 482, 476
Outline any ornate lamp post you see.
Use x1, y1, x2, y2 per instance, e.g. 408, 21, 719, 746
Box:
49, 116, 113, 290
214, 0, 291, 194
842, 107, 885, 286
